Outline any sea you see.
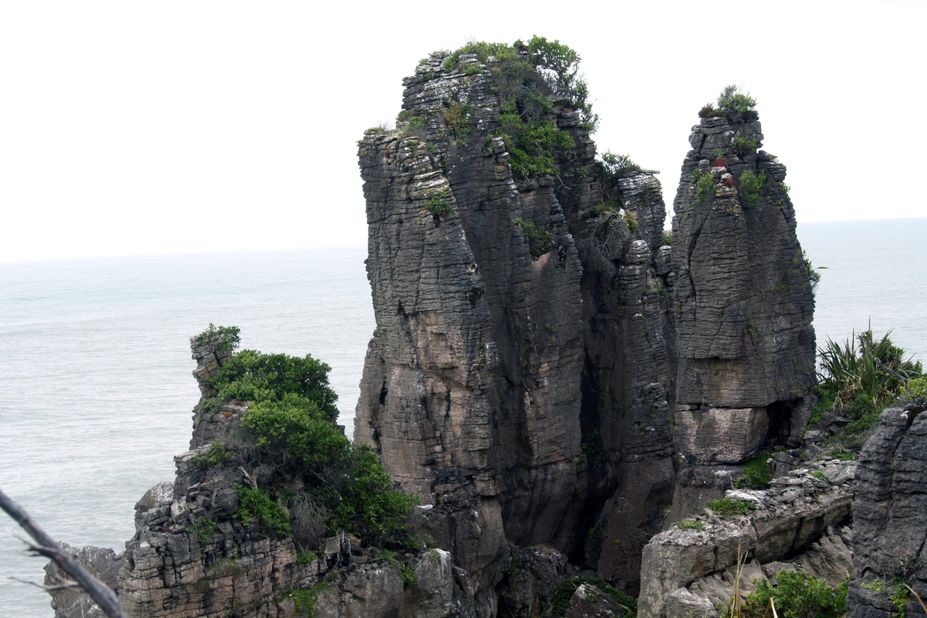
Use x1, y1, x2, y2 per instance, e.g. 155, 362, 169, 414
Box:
1, 218, 925, 617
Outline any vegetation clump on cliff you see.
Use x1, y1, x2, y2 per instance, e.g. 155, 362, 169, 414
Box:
698, 85, 758, 123
194, 325, 418, 550
814, 328, 923, 451
443, 36, 594, 178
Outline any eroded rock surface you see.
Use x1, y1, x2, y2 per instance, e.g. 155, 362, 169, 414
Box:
847, 407, 927, 617
670, 114, 816, 465
638, 460, 854, 618
354, 49, 675, 600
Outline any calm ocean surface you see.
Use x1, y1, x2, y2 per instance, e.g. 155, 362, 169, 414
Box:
1, 219, 925, 616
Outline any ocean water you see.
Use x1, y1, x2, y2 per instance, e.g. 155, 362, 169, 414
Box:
1, 219, 925, 616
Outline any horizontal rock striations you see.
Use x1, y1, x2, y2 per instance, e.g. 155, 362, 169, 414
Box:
638, 460, 855, 618
670, 109, 816, 467
847, 407, 927, 617
355, 41, 684, 605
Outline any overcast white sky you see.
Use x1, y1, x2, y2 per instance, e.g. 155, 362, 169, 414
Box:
1, 1, 924, 263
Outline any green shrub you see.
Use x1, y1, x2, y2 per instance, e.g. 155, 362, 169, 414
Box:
192, 324, 241, 353
818, 328, 922, 447
732, 136, 758, 155
738, 169, 766, 208
725, 570, 848, 618
717, 85, 757, 123
291, 581, 330, 618
803, 250, 822, 293
206, 349, 339, 421
195, 326, 418, 548
192, 442, 231, 470
424, 189, 454, 219
695, 171, 715, 207
444, 36, 594, 178
601, 151, 640, 176
676, 519, 705, 531
237, 485, 292, 538
514, 218, 555, 259
442, 103, 473, 139
191, 517, 218, 545
706, 498, 751, 518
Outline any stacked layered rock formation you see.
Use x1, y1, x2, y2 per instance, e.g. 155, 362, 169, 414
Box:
847, 407, 927, 617
45, 43, 824, 618
670, 111, 816, 464
46, 338, 463, 618
638, 459, 855, 618
355, 46, 676, 606
666, 108, 817, 521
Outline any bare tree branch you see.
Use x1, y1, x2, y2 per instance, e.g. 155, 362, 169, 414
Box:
0, 487, 128, 618
9, 575, 79, 591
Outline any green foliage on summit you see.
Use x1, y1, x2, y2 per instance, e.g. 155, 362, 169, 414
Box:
192, 325, 418, 549
444, 36, 595, 178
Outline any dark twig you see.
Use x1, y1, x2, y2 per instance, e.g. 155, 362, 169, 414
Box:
9, 575, 78, 591
0, 488, 128, 618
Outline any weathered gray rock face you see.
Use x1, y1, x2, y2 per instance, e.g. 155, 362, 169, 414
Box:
670, 113, 816, 465
638, 460, 855, 618
847, 407, 927, 618
354, 50, 675, 599
44, 543, 123, 618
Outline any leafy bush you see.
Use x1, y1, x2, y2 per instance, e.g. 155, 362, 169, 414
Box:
444, 36, 594, 177
695, 171, 716, 208
803, 250, 822, 293
717, 85, 758, 123
196, 326, 418, 548
206, 349, 339, 421
237, 485, 292, 538
424, 189, 454, 219
732, 136, 758, 155
725, 570, 848, 618
738, 169, 766, 208
601, 151, 640, 176
818, 328, 923, 447
514, 217, 555, 259
192, 442, 231, 470
193, 323, 241, 353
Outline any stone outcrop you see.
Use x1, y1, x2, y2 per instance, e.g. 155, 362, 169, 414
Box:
670, 113, 816, 466
47, 337, 466, 618
847, 407, 927, 617
46, 44, 824, 618
638, 460, 855, 618
354, 48, 676, 602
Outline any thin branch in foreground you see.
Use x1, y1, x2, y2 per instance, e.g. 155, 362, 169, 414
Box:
9, 575, 79, 591
0, 487, 127, 618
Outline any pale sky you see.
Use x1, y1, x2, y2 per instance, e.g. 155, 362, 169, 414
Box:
2, 1, 924, 263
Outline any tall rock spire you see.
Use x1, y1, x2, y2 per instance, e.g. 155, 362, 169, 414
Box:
670, 89, 816, 465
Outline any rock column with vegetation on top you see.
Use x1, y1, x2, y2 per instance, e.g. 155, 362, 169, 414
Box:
354, 37, 675, 606
46, 326, 461, 618
670, 88, 816, 468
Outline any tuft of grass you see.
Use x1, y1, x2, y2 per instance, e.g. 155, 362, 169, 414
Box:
676, 519, 705, 531
735, 452, 772, 489
706, 498, 751, 519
